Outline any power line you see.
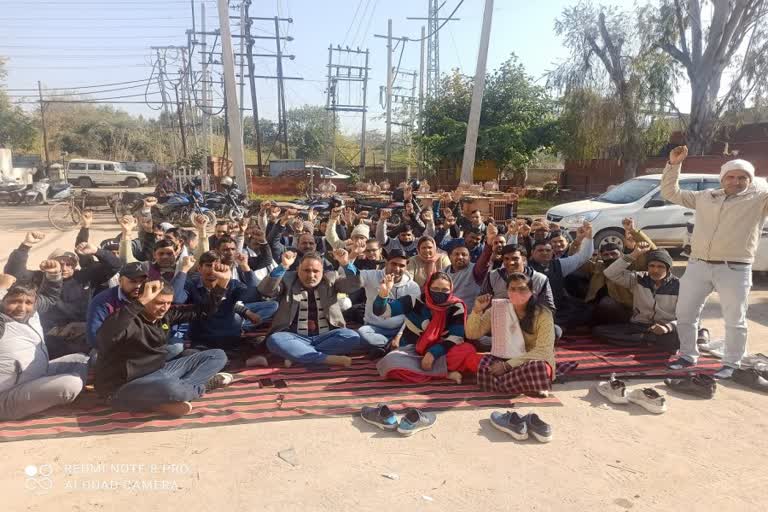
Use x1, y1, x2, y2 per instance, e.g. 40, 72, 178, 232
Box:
4, 77, 179, 92
341, 0, 366, 48
406, 0, 465, 42
4, 35, 182, 40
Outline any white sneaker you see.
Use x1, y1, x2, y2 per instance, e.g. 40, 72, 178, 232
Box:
596, 375, 629, 404
627, 388, 667, 414
205, 372, 234, 392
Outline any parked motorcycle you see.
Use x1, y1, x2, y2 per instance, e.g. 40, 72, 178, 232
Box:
20, 179, 73, 205
0, 179, 27, 205
204, 181, 247, 221
152, 182, 217, 226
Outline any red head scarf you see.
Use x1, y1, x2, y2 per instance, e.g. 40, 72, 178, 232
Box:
415, 272, 467, 355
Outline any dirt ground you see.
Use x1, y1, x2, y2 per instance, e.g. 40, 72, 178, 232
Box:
0, 205, 766, 512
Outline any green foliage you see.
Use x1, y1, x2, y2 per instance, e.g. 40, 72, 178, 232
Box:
416, 56, 557, 173
550, 2, 678, 174
0, 58, 36, 150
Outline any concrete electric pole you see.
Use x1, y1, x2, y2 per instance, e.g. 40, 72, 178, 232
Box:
216, 0, 248, 190
459, 0, 494, 186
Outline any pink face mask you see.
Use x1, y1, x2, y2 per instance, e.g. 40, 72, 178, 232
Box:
508, 290, 532, 306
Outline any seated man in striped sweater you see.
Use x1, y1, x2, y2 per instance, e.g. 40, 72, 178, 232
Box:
258, 249, 365, 367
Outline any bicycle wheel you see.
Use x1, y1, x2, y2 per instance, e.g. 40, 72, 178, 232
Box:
48, 203, 82, 231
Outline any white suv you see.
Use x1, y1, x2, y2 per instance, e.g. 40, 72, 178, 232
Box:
66, 159, 148, 188
546, 173, 768, 270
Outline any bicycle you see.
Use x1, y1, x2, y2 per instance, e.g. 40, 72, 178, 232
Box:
48, 190, 88, 231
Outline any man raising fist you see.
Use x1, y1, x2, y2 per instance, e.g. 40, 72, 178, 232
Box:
0, 260, 92, 421
94, 276, 232, 417
661, 145, 767, 379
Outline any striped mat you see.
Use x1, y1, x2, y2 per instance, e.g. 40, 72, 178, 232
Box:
556, 338, 722, 380
0, 358, 560, 443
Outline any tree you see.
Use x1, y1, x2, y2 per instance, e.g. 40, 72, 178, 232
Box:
551, 2, 677, 179
417, 56, 557, 177
286, 105, 335, 161
0, 58, 36, 150
642, 0, 768, 154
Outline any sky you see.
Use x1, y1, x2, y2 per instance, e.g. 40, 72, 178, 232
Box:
1, 0, 658, 135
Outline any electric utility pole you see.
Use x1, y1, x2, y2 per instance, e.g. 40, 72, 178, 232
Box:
325, 45, 370, 175
460, 0, 494, 186
37, 81, 50, 172
216, 0, 248, 190
407, 0, 459, 98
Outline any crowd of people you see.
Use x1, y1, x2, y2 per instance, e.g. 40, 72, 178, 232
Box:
0, 146, 762, 423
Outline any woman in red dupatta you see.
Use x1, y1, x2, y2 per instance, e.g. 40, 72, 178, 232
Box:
372, 272, 482, 383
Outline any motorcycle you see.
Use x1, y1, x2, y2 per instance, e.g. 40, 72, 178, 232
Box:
0, 179, 27, 205
204, 182, 247, 220
20, 179, 73, 205
152, 182, 217, 226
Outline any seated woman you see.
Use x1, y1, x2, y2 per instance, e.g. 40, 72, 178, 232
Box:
406, 236, 450, 288
465, 272, 556, 396
373, 272, 478, 383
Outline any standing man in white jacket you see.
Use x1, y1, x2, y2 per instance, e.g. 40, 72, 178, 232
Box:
355, 249, 421, 355
661, 146, 767, 378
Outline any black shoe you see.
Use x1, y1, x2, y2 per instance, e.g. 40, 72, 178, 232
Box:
732, 368, 768, 392
664, 373, 717, 399
697, 328, 710, 345
523, 413, 552, 443
367, 347, 388, 360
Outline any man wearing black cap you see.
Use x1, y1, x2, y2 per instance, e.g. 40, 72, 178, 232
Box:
86, 258, 196, 351
595, 243, 680, 351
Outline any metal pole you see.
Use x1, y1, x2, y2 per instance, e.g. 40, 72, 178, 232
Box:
418, 26, 426, 179
244, 0, 263, 174
37, 81, 50, 173
239, 2, 246, 128
217, 0, 248, 190
174, 83, 188, 158
385, 19, 393, 174
330, 78, 337, 170
200, 1, 210, 175
459, 0, 494, 186
274, 17, 290, 159
360, 49, 369, 179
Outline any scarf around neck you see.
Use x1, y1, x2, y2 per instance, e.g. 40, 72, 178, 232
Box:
415, 274, 466, 355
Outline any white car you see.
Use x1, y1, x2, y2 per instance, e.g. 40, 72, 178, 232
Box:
306, 165, 350, 180
546, 173, 768, 270
66, 159, 148, 188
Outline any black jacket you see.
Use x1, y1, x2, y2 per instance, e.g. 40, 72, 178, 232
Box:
94, 287, 226, 395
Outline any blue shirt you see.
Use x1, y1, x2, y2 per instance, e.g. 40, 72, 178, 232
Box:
183, 277, 263, 342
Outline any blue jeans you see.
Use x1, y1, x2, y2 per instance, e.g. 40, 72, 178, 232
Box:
242, 301, 279, 331
266, 328, 362, 365
676, 259, 752, 367
109, 349, 227, 412
358, 324, 402, 349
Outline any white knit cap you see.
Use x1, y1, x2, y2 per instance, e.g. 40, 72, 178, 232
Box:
720, 159, 755, 180
350, 223, 371, 239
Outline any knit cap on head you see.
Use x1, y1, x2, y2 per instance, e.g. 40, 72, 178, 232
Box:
646, 249, 673, 270
351, 223, 371, 239
720, 159, 755, 181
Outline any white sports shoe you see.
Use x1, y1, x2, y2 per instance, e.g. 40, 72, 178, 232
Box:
627, 388, 667, 414
596, 375, 629, 404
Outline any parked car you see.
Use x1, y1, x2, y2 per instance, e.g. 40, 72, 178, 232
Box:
306, 165, 350, 180
66, 159, 148, 188
546, 173, 768, 254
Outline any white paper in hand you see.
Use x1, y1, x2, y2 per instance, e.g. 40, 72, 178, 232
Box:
490, 299, 526, 359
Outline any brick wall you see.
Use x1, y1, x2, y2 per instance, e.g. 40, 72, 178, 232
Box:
563, 155, 768, 194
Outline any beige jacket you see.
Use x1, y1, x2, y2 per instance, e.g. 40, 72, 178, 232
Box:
660, 163, 768, 263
